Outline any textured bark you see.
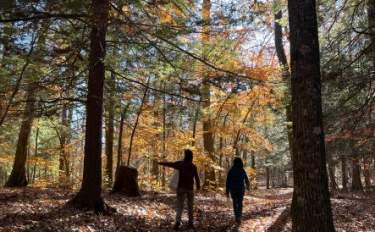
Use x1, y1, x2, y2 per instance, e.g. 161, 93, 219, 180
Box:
351, 156, 363, 191
5, 84, 36, 187
112, 166, 140, 196
69, 0, 109, 212
341, 155, 348, 191
288, 0, 335, 230
105, 71, 116, 184
201, 0, 216, 188
274, 9, 293, 159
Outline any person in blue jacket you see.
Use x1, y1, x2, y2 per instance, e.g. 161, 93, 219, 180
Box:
226, 157, 250, 224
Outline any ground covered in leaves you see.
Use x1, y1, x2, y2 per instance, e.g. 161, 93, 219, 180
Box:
0, 187, 374, 231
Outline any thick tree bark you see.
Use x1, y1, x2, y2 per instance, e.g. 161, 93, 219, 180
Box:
351, 156, 363, 191
69, 0, 109, 212
341, 155, 348, 191
274, 9, 293, 158
112, 166, 140, 196
5, 84, 36, 187
105, 71, 116, 184
201, 0, 216, 188
288, 0, 335, 230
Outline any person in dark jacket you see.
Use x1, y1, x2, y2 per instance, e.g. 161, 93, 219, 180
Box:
226, 157, 250, 224
158, 149, 200, 230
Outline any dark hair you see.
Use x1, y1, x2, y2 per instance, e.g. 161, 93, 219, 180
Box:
233, 157, 244, 169
184, 149, 193, 162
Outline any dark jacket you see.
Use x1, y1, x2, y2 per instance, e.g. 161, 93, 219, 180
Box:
159, 161, 200, 190
226, 167, 250, 194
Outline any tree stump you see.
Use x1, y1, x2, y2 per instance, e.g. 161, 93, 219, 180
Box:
112, 166, 140, 196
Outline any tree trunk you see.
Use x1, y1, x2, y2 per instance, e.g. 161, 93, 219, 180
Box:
127, 77, 150, 166
117, 103, 130, 169
5, 84, 36, 187
59, 101, 72, 187
341, 155, 348, 191
105, 71, 116, 184
112, 166, 140, 196
201, 0, 216, 189
288, 0, 335, 230
266, 166, 270, 189
274, 9, 293, 159
368, 0, 375, 71
351, 156, 363, 191
161, 83, 167, 188
327, 152, 338, 191
363, 156, 371, 188
69, 0, 109, 212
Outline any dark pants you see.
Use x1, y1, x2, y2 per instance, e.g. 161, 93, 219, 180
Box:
176, 188, 194, 224
230, 190, 244, 221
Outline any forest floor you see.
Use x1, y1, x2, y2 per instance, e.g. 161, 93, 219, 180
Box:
0, 187, 374, 232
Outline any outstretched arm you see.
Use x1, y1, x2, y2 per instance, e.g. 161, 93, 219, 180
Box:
158, 161, 179, 169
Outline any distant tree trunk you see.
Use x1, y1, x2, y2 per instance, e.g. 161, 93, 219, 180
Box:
161, 83, 167, 187
288, 0, 335, 230
117, 103, 130, 169
266, 166, 270, 189
5, 84, 36, 187
363, 156, 371, 188
368, 0, 375, 71
151, 82, 161, 182
351, 156, 363, 191
59, 102, 72, 187
251, 153, 255, 169
341, 155, 348, 191
327, 152, 338, 191
105, 71, 116, 184
69, 0, 109, 212
127, 78, 150, 166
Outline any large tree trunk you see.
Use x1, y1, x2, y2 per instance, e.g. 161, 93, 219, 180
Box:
201, 0, 216, 189
5, 84, 36, 187
288, 0, 335, 230
274, 9, 293, 159
69, 0, 109, 212
351, 156, 363, 191
105, 71, 116, 184
341, 155, 348, 191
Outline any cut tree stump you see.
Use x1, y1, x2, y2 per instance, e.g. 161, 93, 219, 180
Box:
112, 166, 140, 196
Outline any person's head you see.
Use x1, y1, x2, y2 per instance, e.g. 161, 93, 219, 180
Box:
232, 157, 244, 169
184, 149, 193, 163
